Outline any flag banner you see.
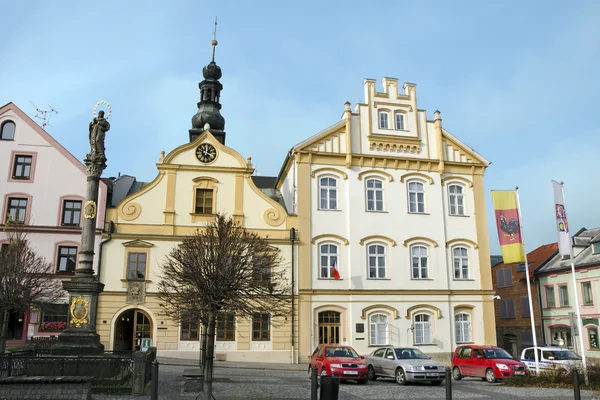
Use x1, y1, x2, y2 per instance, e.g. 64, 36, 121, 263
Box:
491, 190, 525, 263
332, 258, 341, 280
552, 180, 571, 256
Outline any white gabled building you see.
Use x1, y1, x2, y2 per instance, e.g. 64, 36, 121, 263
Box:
275, 78, 495, 362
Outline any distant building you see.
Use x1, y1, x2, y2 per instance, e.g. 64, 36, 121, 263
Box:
491, 243, 557, 357
535, 228, 600, 359
0, 102, 107, 347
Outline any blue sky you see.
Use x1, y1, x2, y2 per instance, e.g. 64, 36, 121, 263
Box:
2, 0, 599, 254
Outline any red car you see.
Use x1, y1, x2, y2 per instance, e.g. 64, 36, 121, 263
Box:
308, 345, 369, 384
452, 345, 527, 383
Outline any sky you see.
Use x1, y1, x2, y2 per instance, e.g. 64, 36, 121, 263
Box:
2, 0, 599, 255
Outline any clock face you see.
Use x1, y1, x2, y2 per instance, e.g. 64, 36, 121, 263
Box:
196, 143, 217, 163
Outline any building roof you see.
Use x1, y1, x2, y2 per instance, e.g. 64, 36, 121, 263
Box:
251, 175, 277, 189
536, 227, 600, 275
101, 174, 148, 207
490, 255, 503, 267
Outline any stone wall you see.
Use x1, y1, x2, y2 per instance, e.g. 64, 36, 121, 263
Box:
0, 376, 92, 400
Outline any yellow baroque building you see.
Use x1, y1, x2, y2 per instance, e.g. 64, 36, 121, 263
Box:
96, 54, 298, 363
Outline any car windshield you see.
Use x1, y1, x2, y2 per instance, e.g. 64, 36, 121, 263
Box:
544, 350, 581, 361
325, 347, 359, 358
394, 348, 430, 360
483, 348, 513, 359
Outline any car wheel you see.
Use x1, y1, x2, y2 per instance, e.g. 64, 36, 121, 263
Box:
395, 368, 408, 385
485, 368, 497, 383
430, 380, 443, 385
452, 367, 462, 381
368, 365, 377, 381
358, 378, 368, 385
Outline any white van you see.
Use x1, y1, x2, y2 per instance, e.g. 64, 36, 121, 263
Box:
520, 347, 582, 373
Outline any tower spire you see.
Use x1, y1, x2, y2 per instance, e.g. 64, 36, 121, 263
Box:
212, 16, 218, 62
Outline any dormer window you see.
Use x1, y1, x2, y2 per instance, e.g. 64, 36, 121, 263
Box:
378, 112, 389, 129
593, 242, 600, 254
395, 113, 405, 130
0, 120, 16, 140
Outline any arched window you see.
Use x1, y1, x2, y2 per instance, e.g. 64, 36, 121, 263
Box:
366, 178, 384, 212
0, 121, 16, 140
448, 184, 465, 216
367, 244, 386, 279
414, 313, 432, 345
455, 312, 471, 343
408, 181, 425, 213
319, 177, 338, 210
453, 247, 469, 280
411, 245, 428, 279
379, 111, 389, 129
370, 314, 389, 345
319, 244, 338, 279
395, 113, 405, 130
589, 327, 599, 349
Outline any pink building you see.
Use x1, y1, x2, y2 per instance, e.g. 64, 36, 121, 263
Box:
0, 102, 106, 347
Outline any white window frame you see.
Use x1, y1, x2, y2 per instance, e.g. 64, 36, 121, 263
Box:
407, 181, 426, 213
319, 243, 338, 280
455, 312, 472, 343
453, 247, 469, 280
411, 245, 429, 279
369, 313, 389, 345
318, 176, 338, 210
379, 111, 389, 129
394, 113, 405, 130
414, 313, 433, 345
365, 178, 385, 212
367, 244, 386, 279
448, 184, 466, 216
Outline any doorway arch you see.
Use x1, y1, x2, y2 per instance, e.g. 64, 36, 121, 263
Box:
113, 308, 153, 351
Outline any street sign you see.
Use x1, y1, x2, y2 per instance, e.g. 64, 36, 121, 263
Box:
569, 312, 579, 336
141, 338, 152, 351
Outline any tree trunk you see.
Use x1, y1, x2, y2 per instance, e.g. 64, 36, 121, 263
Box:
200, 322, 208, 373
0, 310, 10, 354
202, 313, 216, 400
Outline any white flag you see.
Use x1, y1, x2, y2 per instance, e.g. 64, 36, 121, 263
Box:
552, 180, 571, 256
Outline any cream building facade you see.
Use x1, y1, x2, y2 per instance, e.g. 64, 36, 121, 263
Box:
96, 55, 298, 363
276, 78, 495, 362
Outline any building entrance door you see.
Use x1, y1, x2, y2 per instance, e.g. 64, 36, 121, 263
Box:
318, 311, 341, 345
114, 309, 152, 351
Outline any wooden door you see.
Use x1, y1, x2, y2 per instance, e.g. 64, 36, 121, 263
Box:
133, 309, 152, 351
318, 311, 341, 345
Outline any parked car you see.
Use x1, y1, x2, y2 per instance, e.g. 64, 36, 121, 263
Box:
520, 346, 582, 374
308, 345, 369, 384
452, 345, 527, 383
365, 347, 446, 385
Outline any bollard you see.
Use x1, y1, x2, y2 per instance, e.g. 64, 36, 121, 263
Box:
445, 366, 452, 400
320, 375, 340, 400
311, 365, 318, 400
573, 368, 581, 400
150, 359, 159, 400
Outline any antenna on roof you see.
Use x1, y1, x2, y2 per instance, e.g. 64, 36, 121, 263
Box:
30, 102, 58, 128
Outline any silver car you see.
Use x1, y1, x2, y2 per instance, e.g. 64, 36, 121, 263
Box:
365, 347, 446, 385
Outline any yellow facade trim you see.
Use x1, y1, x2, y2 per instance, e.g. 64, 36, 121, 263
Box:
357, 169, 394, 182
122, 240, 154, 248
399, 172, 433, 185
162, 130, 247, 167
106, 228, 293, 242
295, 121, 347, 152
311, 234, 349, 246
454, 304, 475, 310
192, 176, 219, 183
311, 167, 348, 180
116, 171, 166, 221
446, 238, 478, 249
360, 304, 399, 320
403, 236, 439, 248
405, 304, 443, 319
299, 289, 496, 296
441, 176, 473, 188
359, 235, 396, 247
244, 174, 287, 227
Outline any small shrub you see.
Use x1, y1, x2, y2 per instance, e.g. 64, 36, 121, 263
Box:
504, 365, 600, 389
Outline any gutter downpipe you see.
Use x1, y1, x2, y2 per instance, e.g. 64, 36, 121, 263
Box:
290, 227, 297, 364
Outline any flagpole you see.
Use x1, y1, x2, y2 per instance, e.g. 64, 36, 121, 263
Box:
561, 182, 589, 385
515, 186, 540, 375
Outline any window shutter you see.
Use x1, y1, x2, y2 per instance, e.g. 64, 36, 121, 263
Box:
499, 299, 507, 318
507, 299, 515, 318
504, 268, 512, 287
496, 269, 504, 288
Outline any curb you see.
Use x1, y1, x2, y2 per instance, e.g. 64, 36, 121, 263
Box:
157, 360, 306, 372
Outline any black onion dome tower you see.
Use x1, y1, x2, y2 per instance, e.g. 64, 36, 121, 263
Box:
189, 30, 226, 144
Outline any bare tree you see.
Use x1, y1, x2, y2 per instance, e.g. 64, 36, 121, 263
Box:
157, 213, 292, 400
0, 224, 65, 353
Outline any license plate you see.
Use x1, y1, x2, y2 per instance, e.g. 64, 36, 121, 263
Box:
514, 371, 525, 376
426, 373, 438, 377
344, 371, 358, 375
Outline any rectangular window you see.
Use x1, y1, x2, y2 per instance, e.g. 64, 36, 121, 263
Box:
252, 313, 270, 341
448, 185, 465, 216
408, 182, 425, 213
545, 286, 556, 308
57, 246, 77, 273
366, 179, 384, 211
368, 244, 386, 279
520, 296, 531, 317
496, 268, 512, 288
180, 320, 199, 340
395, 113, 405, 130
127, 252, 146, 280
62, 200, 82, 226
559, 285, 569, 307
216, 313, 235, 341
453, 247, 469, 280
594, 243, 600, 254
319, 177, 338, 210
195, 189, 213, 214
252, 256, 271, 285
40, 304, 68, 331
379, 112, 389, 129
499, 299, 515, 318
12, 155, 32, 179
320, 244, 338, 279
582, 282, 594, 306
6, 197, 27, 223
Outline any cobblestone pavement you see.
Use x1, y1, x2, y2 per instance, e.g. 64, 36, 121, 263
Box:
93, 365, 599, 400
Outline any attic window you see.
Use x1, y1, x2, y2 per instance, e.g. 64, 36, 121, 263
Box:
0, 121, 16, 140
593, 242, 600, 254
